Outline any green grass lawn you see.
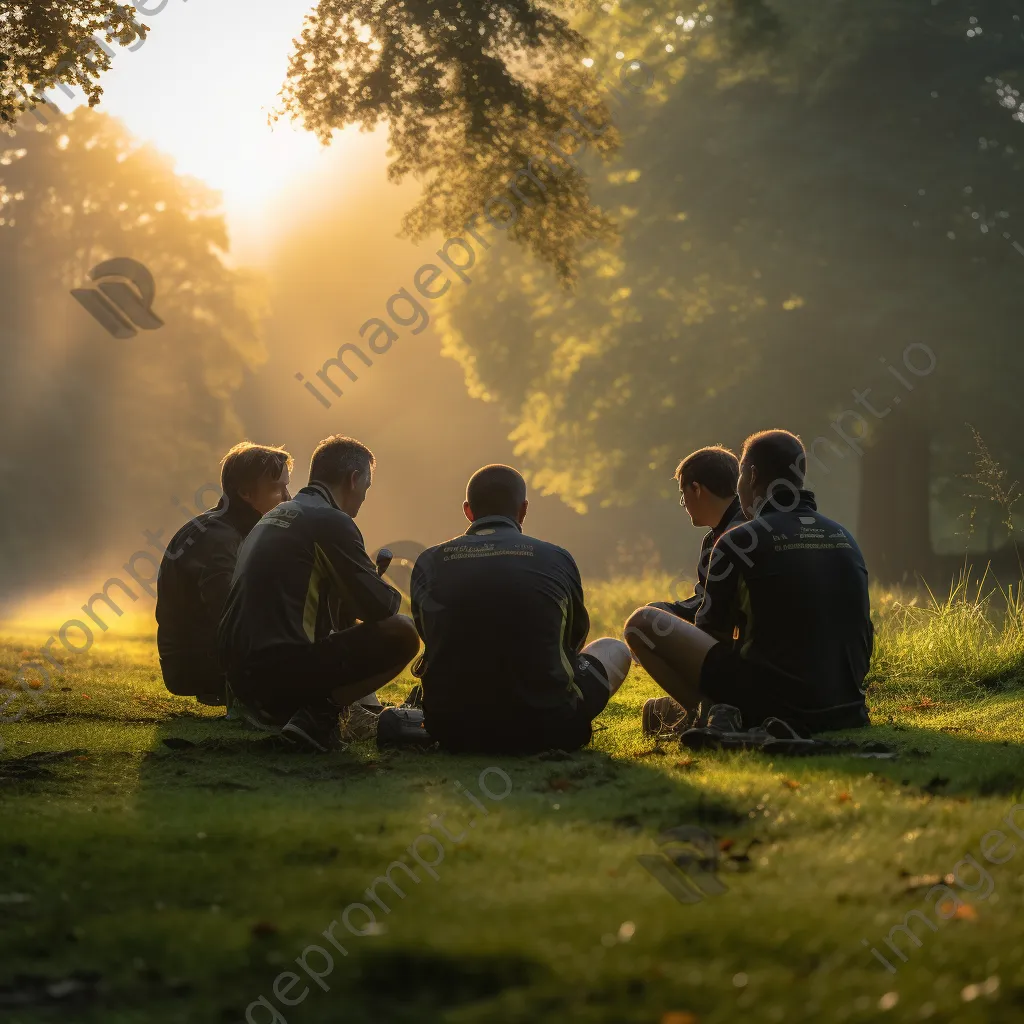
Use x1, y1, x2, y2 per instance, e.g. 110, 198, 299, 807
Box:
2, 575, 1024, 1024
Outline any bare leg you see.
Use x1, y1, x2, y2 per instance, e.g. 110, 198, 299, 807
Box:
623, 606, 718, 710
580, 636, 633, 696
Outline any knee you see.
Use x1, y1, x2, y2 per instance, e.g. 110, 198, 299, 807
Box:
622, 607, 655, 654
381, 614, 420, 661
590, 636, 630, 659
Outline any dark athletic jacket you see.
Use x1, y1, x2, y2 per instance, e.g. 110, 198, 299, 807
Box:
410, 516, 589, 719
155, 496, 262, 697
651, 496, 746, 622
696, 488, 872, 729
218, 483, 401, 673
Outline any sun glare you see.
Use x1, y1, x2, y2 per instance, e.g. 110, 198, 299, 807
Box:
48, 0, 352, 256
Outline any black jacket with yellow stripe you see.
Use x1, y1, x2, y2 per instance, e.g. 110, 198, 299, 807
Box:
217, 483, 400, 672
696, 488, 873, 725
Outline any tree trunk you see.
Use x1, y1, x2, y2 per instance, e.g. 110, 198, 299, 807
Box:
857, 422, 934, 585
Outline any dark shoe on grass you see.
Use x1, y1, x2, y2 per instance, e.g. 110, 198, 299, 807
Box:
705, 704, 743, 732
282, 706, 342, 752
642, 696, 695, 736
376, 706, 432, 750
679, 703, 745, 751
339, 703, 379, 743
236, 698, 283, 734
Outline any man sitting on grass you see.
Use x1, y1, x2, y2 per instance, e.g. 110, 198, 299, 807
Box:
218, 435, 420, 751
625, 429, 872, 736
156, 442, 292, 709
411, 464, 632, 754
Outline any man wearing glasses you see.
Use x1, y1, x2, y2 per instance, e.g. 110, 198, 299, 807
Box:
649, 446, 746, 624
637, 445, 745, 734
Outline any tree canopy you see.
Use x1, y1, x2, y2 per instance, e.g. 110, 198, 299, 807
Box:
435, 0, 1024, 578
0, 2, 149, 127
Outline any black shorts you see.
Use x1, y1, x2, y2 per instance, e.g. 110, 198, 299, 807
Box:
427, 653, 612, 755
699, 643, 869, 733
229, 622, 396, 719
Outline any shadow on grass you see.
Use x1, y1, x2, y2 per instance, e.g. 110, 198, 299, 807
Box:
4, 697, 1023, 1024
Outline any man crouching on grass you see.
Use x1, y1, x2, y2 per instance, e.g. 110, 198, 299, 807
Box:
411, 464, 632, 754
218, 435, 420, 751
625, 429, 873, 736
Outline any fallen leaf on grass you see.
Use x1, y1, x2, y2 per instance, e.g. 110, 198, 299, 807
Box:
661, 1012, 700, 1024
718, 838, 735, 852
837, 792, 852, 803
951, 903, 978, 920
898, 697, 942, 711
548, 777, 574, 792
782, 779, 800, 790
634, 747, 666, 758
674, 757, 697, 770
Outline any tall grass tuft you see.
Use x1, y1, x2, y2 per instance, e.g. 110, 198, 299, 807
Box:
869, 568, 1024, 699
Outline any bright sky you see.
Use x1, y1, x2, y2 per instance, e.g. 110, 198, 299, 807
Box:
49, 0, 384, 260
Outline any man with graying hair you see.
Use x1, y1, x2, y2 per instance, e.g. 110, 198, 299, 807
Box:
626, 429, 873, 736
411, 464, 632, 754
219, 435, 420, 751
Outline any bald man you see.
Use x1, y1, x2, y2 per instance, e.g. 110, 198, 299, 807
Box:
410, 464, 632, 755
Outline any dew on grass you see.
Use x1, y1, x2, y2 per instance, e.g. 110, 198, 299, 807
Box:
618, 920, 635, 941
879, 991, 899, 1010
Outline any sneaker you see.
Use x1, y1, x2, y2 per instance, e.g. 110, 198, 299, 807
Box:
642, 696, 696, 737
281, 706, 342, 752
376, 706, 432, 749
705, 704, 743, 732
196, 691, 226, 707
339, 703, 379, 743
235, 698, 283, 734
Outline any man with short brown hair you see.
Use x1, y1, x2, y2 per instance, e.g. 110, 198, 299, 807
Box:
648, 445, 745, 624
156, 442, 293, 706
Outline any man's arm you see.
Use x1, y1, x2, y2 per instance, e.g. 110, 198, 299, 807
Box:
318, 514, 401, 623
195, 527, 241, 626
565, 555, 590, 652
409, 553, 430, 641
694, 537, 741, 642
